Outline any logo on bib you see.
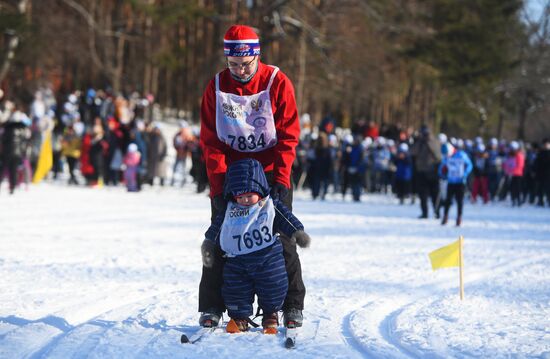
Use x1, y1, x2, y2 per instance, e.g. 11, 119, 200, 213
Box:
257, 212, 268, 224
252, 117, 267, 127
251, 99, 263, 112
222, 103, 244, 119
229, 208, 250, 218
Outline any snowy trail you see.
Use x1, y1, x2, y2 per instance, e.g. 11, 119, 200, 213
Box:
1, 183, 549, 358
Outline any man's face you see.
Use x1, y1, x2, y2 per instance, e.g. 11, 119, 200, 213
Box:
227, 56, 258, 80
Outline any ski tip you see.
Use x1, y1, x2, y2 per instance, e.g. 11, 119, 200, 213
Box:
180, 334, 190, 344
285, 337, 295, 349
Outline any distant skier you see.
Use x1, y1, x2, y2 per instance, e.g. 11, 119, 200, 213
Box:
200, 158, 311, 334
439, 142, 473, 226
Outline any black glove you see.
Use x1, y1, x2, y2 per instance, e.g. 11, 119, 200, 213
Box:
201, 239, 216, 268
291, 230, 311, 248
212, 194, 227, 213
270, 182, 289, 200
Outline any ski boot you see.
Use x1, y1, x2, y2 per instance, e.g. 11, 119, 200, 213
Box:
226, 318, 249, 333
262, 313, 279, 334
283, 308, 303, 328
199, 308, 222, 328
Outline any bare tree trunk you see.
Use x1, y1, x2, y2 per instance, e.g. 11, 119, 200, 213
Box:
518, 97, 528, 140
497, 91, 505, 139
113, 34, 125, 94
404, 79, 415, 128
296, 28, 307, 113
0, 0, 29, 83
143, 6, 154, 96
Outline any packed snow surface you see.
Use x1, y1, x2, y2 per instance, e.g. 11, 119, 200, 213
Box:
1, 184, 549, 358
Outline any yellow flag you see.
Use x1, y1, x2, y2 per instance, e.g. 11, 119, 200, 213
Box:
429, 239, 461, 271
32, 131, 53, 184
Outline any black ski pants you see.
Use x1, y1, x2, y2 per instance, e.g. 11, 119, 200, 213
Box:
444, 183, 465, 218
198, 171, 306, 313
417, 170, 440, 217
0, 155, 22, 192
510, 176, 522, 206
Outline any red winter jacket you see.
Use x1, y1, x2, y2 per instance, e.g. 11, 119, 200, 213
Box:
200, 62, 300, 197
503, 151, 525, 177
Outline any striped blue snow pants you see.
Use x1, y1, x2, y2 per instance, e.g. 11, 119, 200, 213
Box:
222, 239, 288, 319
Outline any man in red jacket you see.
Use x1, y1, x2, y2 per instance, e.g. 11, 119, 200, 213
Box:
198, 25, 305, 329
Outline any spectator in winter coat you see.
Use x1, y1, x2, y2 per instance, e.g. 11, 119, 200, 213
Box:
171, 121, 192, 187
534, 138, 550, 206
79, 129, 95, 183
187, 130, 208, 193
104, 118, 124, 186
61, 124, 82, 185
123, 143, 141, 192
128, 120, 147, 190
0, 105, 30, 194
308, 132, 332, 200
200, 158, 310, 334
88, 118, 107, 187
436, 141, 455, 217
393, 143, 413, 204
371, 137, 391, 193
471, 143, 490, 204
363, 120, 379, 140
145, 123, 167, 186
439, 143, 473, 226
341, 135, 366, 202
410, 125, 442, 219
198, 25, 304, 329
503, 141, 525, 207
486, 138, 503, 201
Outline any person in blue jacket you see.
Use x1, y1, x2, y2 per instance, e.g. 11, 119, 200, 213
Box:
439, 143, 473, 226
200, 158, 311, 334
393, 143, 413, 204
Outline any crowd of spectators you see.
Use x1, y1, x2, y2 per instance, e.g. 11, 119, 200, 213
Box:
0, 87, 207, 195
1, 89, 549, 212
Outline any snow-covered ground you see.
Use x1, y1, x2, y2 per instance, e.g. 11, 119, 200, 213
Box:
0, 183, 549, 358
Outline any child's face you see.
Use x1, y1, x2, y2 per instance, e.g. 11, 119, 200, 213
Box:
235, 193, 260, 206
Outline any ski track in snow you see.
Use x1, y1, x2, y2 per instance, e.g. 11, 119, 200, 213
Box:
1, 183, 549, 358
1, 290, 193, 358
346, 250, 550, 359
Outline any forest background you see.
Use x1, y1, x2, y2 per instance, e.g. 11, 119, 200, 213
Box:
1, 0, 549, 140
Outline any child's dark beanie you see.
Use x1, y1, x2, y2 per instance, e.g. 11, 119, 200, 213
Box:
223, 158, 270, 200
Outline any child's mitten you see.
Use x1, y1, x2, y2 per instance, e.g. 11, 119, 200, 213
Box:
291, 230, 311, 248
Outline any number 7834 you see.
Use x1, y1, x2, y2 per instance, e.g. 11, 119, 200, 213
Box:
228, 134, 266, 151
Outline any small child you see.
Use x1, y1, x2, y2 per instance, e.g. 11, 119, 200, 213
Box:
123, 143, 141, 192
201, 158, 311, 334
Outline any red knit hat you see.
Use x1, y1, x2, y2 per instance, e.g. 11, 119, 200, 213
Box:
223, 25, 260, 57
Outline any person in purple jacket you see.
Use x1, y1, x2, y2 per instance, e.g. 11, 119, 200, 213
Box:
439, 142, 473, 226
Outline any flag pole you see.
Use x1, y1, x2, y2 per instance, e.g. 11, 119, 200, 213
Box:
459, 236, 464, 300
